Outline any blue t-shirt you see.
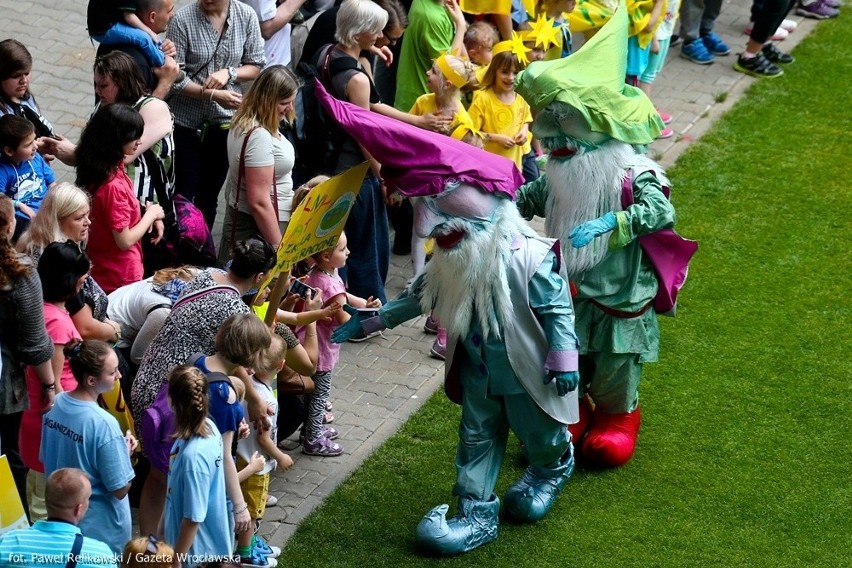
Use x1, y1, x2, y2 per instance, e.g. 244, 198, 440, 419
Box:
165, 419, 232, 567
40, 393, 134, 554
0, 153, 55, 220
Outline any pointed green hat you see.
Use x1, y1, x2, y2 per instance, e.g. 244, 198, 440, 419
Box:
515, 0, 662, 144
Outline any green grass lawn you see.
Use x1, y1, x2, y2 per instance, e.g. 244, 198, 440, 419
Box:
276, 16, 851, 567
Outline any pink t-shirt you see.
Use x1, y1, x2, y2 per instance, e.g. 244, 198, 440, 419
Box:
296, 269, 347, 373
87, 168, 143, 293
21, 303, 81, 471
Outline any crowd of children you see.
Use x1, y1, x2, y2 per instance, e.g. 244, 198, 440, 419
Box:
0, 0, 838, 565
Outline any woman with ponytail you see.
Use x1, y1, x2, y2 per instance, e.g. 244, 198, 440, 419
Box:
40, 339, 137, 554
163, 365, 231, 566
0, 194, 55, 516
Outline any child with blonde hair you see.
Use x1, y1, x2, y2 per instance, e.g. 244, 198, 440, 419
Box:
463, 21, 500, 83
294, 230, 381, 456
468, 46, 535, 179
234, 333, 294, 565
121, 536, 175, 568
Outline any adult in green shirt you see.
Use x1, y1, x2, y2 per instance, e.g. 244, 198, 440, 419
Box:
394, 0, 467, 112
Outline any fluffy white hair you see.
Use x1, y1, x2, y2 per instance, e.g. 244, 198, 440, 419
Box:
544, 140, 636, 278
419, 201, 536, 340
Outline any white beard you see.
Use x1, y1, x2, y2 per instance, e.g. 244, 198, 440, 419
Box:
419, 203, 536, 341
544, 141, 636, 279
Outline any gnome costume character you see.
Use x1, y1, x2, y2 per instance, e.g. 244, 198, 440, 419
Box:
515, 1, 690, 468
316, 82, 581, 556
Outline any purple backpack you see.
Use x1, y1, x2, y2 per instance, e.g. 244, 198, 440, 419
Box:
621, 171, 698, 316
140, 352, 230, 473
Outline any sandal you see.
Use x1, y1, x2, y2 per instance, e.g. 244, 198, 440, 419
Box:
302, 435, 344, 456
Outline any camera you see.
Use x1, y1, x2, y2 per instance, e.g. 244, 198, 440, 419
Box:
288, 279, 316, 300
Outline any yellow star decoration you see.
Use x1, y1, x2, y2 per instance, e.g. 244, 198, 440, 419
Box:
528, 13, 562, 51
509, 31, 532, 66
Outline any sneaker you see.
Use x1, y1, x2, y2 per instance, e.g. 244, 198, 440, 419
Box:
669, 34, 682, 47
796, 0, 839, 18
823, 0, 841, 7
429, 338, 446, 360
657, 109, 673, 125
239, 548, 276, 568
681, 38, 714, 64
733, 53, 784, 78
323, 425, 339, 440
423, 315, 439, 334
780, 18, 799, 32
656, 127, 674, 140
761, 43, 795, 64
302, 434, 344, 456
325, 400, 333, 412
348, 330, 382, 342
744, 24, 789, 41
253, 535, 282, 558
701, 31, 731, 56
265, 494, 278, 507
323, 410, 334, 424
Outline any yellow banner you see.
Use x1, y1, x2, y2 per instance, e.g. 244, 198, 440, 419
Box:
0, 455, 28, 534
258, 162, 368, 291
97, 378, 135, 436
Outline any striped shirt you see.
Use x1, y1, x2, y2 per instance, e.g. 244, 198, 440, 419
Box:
0, 520, 118, 568
166, 0, 265, 129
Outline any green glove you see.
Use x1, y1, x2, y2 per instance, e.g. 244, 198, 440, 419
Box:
544, 370, 580, 397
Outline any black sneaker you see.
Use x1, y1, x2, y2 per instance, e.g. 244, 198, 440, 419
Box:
761, 43, 795, 64
733, 53, 784, 78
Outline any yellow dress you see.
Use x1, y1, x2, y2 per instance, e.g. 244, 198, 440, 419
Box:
409, 93, 474, 137
468, 89, 533, 171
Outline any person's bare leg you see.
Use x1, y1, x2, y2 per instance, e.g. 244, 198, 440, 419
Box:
138, 467, 167, 536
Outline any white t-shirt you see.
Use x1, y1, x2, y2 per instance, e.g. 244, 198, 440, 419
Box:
224, 126, 296, 222
107, 278, 172, 342
236, 376, 278, 475
242, 0, 292, 67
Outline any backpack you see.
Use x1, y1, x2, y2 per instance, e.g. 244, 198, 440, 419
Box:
140, 352, 231, 473
290, 44, 379, 182
621, 170, 698, 317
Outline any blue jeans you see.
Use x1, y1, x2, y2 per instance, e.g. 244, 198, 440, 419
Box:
92, 22, 165, 67
338, 174, 389, 304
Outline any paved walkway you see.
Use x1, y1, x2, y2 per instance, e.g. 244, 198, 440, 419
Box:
0, 0, 822, 547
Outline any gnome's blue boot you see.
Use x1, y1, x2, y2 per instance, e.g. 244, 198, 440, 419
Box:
415, 494, 500, 555
504, 445, 574, 522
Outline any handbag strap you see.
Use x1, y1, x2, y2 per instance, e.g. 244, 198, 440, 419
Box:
65, 532, 84, 568
229, 126, 261, 254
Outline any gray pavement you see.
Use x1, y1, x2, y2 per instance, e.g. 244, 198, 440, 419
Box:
0, 0, 822, 547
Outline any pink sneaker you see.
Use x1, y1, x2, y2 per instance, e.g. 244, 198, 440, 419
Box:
657, 109, 673, 125
657, 127, 674, 140
780, 18, 798, 32
743, 23, 789, 41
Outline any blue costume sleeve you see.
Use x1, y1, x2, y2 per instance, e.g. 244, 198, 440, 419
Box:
528, 249, 579, 371
379, 275, 427, 329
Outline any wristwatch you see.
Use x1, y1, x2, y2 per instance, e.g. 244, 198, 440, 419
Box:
227, 66, 238, 85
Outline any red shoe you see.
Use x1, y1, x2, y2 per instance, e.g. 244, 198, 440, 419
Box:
581, 407, 641, 467
567, 395, 594, 445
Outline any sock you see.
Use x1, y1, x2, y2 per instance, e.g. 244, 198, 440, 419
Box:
236, 545, 252, 558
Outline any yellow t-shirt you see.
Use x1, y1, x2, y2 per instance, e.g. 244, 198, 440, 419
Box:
409, 93, 475, 139
468, 89, 533, 171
